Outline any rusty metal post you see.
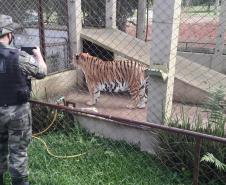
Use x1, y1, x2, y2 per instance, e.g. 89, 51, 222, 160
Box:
193, 137, 202, 185
38, 0, 46, 60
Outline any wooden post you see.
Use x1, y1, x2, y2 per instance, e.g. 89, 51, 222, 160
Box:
147, 0, 182, 124
106, 0, 117, 29
137, 0, 146, 40
67, 0, 82, 61
212, 0, 226, 73
67, 0, 82, 86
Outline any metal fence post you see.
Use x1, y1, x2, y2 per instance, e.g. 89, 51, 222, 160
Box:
147, 0, 182, 124
38, 0, 46, 60
193, 137, 202, 185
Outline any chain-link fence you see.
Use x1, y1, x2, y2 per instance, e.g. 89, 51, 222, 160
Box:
25, 101, 226, 185
1, 0, 226, 184
0, 0, 69, 74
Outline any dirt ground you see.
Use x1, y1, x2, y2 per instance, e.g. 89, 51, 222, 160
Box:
126, 14, 224, 47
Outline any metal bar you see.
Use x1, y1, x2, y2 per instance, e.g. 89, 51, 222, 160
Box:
45, 42, 67, 47
147, 40, 219, 46
45, 68, 72, 76
29, 100, 226, 144
23, 25, 67, 31
179, 41, 216, 45
38, 0, 46, 60
193, 138, 202, 185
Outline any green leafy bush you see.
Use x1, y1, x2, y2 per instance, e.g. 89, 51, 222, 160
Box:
156, 88, 226, 185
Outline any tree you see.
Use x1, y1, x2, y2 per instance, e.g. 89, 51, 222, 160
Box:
0, 0, 138, 30
0, 0, 35, 23
82, 0, 138, 32
82, 0, 106, 27
0, 0, 68, 26
116, 0, 138, 31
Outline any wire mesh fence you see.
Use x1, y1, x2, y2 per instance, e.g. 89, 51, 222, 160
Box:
25, 102, 226, 185
1, 0, 226, 184
0, 0, 69, 74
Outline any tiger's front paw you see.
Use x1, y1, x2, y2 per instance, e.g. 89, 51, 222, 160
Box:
126, 103, 136, 109
86, 100, 96, 106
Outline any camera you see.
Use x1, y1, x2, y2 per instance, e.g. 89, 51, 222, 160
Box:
21, 47, 37, 55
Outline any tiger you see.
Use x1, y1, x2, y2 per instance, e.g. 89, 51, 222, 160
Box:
74, 52, 148, 109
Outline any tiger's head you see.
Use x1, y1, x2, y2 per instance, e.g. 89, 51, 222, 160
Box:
74, 52, 91, 67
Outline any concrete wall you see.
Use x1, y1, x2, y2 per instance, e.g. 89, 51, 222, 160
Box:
75, 115, 158, 154
31, 70, 77, 101
174, 78, 208, 104
178, 51, 226, 74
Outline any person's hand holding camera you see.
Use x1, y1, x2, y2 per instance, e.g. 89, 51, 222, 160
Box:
32, 47, 46, 64
32, 47, 47, 72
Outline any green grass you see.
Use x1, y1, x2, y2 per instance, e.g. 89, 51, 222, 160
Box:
5, 125, 191, 185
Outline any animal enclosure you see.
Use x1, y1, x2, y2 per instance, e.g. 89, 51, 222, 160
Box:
1, 0, 226, 184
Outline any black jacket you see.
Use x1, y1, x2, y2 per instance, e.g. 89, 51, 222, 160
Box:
0, 47, 30, 106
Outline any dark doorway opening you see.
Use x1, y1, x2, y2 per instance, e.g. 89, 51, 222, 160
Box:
82, 39, 114, 61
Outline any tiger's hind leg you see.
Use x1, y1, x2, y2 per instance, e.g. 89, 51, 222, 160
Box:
137, 94, 147, 109
127, 85, 140, 109
127, 81, 147, 109
137, 82, 147, 109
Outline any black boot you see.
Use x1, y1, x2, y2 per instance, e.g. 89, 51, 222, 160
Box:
0, 174, 3, 185
12, 177, 29, 185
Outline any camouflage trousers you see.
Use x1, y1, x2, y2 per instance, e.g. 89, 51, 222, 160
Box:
0, 103, 32, 178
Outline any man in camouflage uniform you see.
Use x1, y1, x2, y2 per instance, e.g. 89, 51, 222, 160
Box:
0, 15, 47, 185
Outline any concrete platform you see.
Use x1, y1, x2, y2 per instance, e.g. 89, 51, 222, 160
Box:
31, 70, 209, 124
81, 28, 226, 104
65, 90, 208, 124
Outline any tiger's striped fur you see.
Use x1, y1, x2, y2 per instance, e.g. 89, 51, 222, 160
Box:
75, 53, 148, 109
